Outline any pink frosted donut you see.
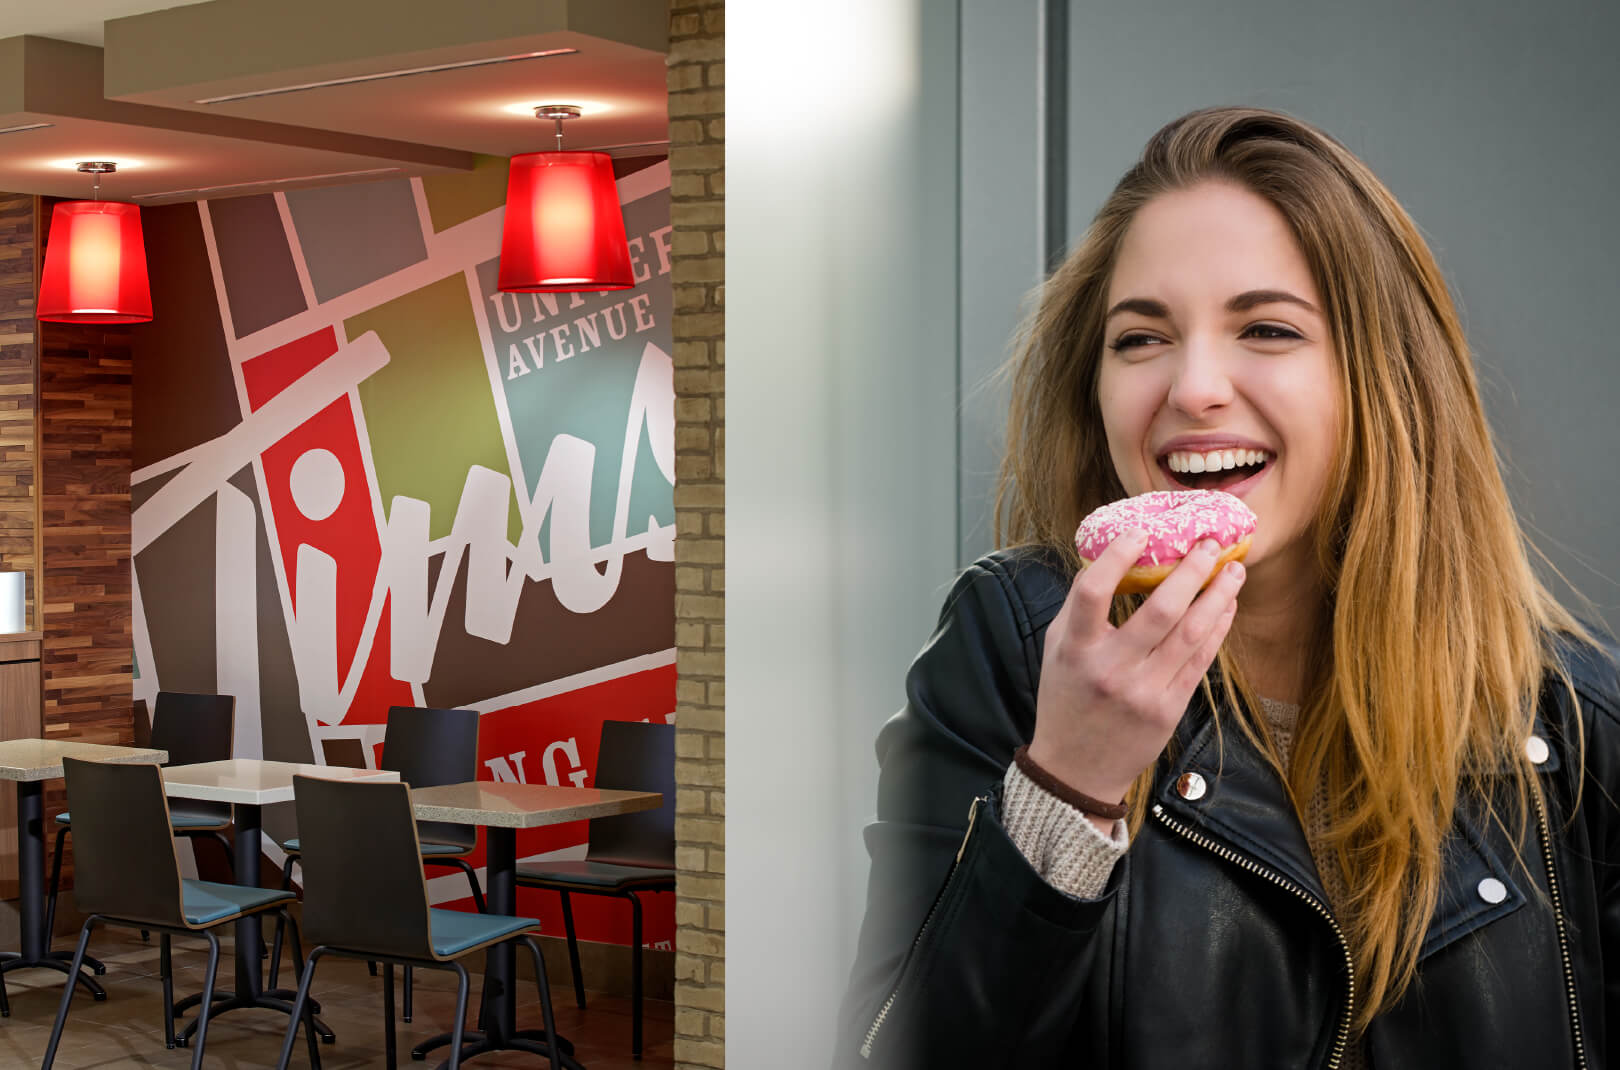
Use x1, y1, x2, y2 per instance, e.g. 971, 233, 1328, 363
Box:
1075, 490, 1257, 595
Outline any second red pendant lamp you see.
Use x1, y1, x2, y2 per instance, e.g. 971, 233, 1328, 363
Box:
497, 105, 634, 294
37, 162, 153, 325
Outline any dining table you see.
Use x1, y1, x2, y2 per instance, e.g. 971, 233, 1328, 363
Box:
159, 758, 399, 1044
405, 780, 662, 1069
0, 737, 168, 1014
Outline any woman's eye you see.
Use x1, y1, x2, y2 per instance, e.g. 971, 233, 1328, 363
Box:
1243, 324, 1301, 341
1108, 334, 1159, 352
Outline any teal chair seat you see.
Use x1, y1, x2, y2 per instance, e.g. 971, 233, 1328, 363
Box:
427, 909, 537, 959
58, 807, 228, 831
182, 881, 296, 927
282, 837, 467, 857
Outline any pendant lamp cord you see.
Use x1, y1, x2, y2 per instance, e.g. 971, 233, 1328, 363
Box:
554, 116, 566, 152
92, 173, 100, 201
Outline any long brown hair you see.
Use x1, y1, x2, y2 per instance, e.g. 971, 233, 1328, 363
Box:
996, 106, 1590, 1032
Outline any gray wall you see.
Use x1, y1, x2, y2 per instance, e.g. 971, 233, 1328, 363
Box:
1064, 0, 1620, 617
728, 2, 961, 1065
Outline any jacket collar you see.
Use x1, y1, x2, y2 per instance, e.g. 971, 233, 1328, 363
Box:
1152, 692, 1555, 962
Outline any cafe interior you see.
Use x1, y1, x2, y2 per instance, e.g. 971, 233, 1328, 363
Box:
0, 0, 687, 1066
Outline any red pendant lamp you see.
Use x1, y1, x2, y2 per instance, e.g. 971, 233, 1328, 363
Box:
37, 162, 152, 324
497, 105, 634, 293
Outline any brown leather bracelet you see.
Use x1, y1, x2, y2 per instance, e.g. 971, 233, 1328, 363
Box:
1013, 745, 1129, 820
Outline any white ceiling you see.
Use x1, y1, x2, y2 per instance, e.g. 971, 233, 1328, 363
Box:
0, 1, 212, 47
0, 0, 668, 202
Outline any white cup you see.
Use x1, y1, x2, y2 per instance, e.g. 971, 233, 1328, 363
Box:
0, 571, 26, 634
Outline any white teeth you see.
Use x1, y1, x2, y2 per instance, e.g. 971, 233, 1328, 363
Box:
1164, 447, 1271, 474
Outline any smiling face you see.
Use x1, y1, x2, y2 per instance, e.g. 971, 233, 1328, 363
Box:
1097, 180, 1342, 582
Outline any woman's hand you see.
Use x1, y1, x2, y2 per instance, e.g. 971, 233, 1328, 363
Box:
1027, 530, 1245, 828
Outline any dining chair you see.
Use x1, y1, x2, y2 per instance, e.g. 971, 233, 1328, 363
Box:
45, 691, 237, 944
131, 697, 151, 749
515, 720, 675, 1058
268, 705, 487, 1023
274, 774, 562, 1070
41, 758, 316, 1070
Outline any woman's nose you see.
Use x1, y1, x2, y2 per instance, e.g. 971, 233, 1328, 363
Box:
1166, 342, 1234, 417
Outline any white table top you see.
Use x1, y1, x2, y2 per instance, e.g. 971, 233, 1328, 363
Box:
410, 781, 662, 828
0, 739, 168, 782
162, 759, 398, 804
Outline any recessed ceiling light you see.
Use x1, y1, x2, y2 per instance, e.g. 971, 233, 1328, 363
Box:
501, 99, 612, 118
0, 122, 54, 136
131, 167, 401, 200
194, 48, 578, 105
48, 157, 144, 171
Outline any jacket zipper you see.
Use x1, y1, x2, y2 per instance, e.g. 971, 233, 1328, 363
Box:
860, 794, 983, 1060
1152, 803, 1356, 1070
1532, 789, 1588, 1069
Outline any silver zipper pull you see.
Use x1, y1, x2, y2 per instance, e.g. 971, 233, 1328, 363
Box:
956, 795, 983, 864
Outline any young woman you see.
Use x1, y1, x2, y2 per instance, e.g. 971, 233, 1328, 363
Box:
836, 106, 1619, 1069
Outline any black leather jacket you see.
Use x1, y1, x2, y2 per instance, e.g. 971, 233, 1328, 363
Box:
836, 547, 1620, 1069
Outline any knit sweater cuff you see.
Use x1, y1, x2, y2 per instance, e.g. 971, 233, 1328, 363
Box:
1002, 761, 1129, 899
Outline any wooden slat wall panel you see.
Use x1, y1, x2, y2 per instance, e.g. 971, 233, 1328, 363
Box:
0, 193, 38, 631
38, 328, 133, 747
0, 192, 39, 899
34, 197, 136, 894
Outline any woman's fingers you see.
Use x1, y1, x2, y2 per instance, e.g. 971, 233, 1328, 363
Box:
1166, 565, 1245, 698
1062, 529, 1150, 643
1143, 558, 1244, 675
1116, 538, 1228, 654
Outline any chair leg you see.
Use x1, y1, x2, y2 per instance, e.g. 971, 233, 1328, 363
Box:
209, 829, 236, 877
522, 936, 563, 1070
422, 856, 489, 914
629, 892, 644, 1059
40, 918, 96, 1070
448, 962, 471, 1070
283, 910, 335, 1046
161, 933, 177, 1048
403, 963, 413, 1023
275, 947, 324, 1070
45, 825, 68, 948
269, 860, 296, 989
560, 890, 586, 1009
449, 857, 487, 913
188, 931, 222, 1070
383, 963, 397, 1067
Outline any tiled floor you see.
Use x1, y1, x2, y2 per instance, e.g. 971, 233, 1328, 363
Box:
0, 928, 672, 1069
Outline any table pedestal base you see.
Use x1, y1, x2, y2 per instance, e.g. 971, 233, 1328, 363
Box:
3, 779, 107, 1015
411, 1028, 583, 1070
171, 987, 336, 1046
0, 952, 107, 1002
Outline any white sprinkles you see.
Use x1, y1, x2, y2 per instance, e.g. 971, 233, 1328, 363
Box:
1075, 490, 1257, 567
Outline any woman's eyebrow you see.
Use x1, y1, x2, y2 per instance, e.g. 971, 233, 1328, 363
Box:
1104, 297, 1169, 320
1104, 289, 1320, 320
1225, 289, 1320, 316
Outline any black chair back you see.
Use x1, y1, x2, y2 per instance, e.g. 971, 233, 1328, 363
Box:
382, 706, 480, 851
150, 692, 234, 823
586, 721, 675, 868
150, 692, 234, 766
132, 697, 151, 750
61, 758, 186, 927
292, 775, 435, 960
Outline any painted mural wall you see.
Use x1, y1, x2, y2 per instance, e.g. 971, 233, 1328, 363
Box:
130, 157, 676, 949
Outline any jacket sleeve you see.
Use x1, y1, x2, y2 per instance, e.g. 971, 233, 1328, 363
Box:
833, 556, 1125, 1069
